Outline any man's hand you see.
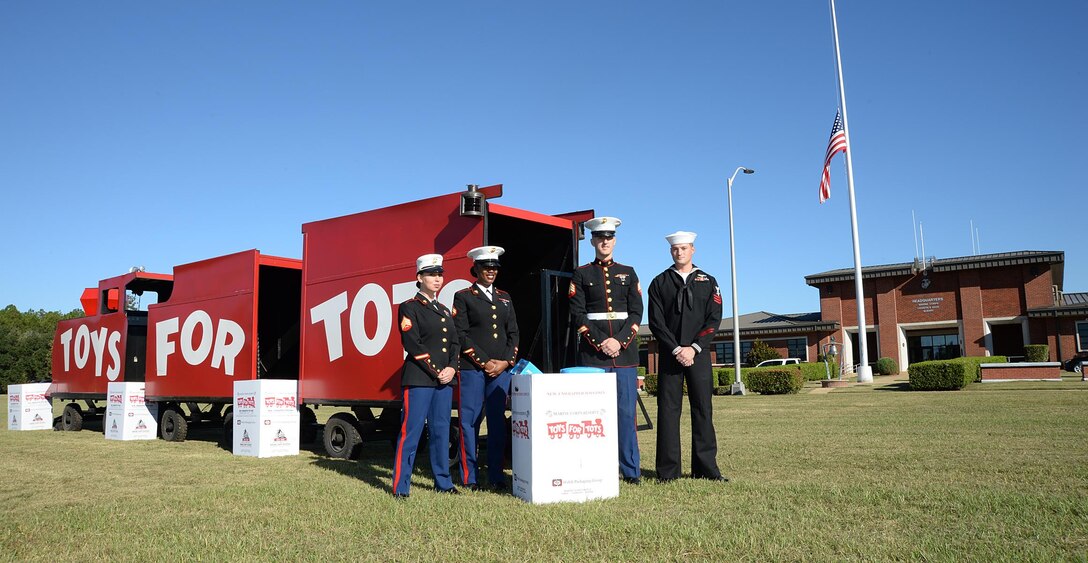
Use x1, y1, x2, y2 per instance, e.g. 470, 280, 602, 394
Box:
600, 337, 622, 358
484, 359, 510, 377
674, 346, 696, 367
437, 366, 456, 385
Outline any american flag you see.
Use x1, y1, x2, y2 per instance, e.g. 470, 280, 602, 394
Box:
819, 111, 847, 203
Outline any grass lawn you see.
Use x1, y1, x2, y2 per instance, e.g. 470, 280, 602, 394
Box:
2, 375, 1086, 561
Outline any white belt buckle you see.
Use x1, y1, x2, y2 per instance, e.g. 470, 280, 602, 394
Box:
587, 312, 628, 321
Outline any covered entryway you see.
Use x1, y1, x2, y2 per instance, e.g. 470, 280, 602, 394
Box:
988, 322, 1026, 361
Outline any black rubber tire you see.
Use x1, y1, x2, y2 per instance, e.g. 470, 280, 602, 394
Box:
160, 406, 189, 442
299, 406, 318, 444
61, 403, 84, 432
323, 413, 362, 459
220, 411, 234, 449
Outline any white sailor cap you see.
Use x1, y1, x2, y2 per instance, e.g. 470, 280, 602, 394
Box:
585, 216, 622, 238
665, 231, 697, 245
416, 254, 444, 275
467, 246, 504, 268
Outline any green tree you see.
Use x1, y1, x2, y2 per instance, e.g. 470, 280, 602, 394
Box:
745, 339, 780, 367
0, 305, 83, 393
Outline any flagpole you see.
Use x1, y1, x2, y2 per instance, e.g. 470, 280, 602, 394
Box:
830, 0, 873, 383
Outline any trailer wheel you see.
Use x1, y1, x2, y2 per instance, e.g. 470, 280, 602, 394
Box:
160, 406, 189, 442
220, 410, 234, 449
324, 413, 362, 459
61, 403, 84, 431
299, 406, 317, 444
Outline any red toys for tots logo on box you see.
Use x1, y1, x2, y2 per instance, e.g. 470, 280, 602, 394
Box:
546, 419, 606, 440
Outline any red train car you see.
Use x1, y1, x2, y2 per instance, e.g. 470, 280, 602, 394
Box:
299, 185, 589, 456
49, 250, 301, 440
144, 250, 302, 441
50, 270, 173, 429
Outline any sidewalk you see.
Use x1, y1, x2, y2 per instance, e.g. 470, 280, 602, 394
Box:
808, 373, 907, 394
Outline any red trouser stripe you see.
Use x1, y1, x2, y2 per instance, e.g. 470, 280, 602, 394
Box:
458, 399, 470, 484
393, 391, 410, 493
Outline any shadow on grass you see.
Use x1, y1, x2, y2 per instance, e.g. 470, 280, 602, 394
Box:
873, 381, 913, 392
312, 447, 394, 493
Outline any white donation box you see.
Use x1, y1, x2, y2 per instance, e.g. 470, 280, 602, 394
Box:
232, 379, 300, 458
7, 383, 53, 431
105, 382, 158, 440
510, 372, 620, 504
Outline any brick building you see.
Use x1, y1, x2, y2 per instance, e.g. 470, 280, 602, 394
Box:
641, 250, 1088, 374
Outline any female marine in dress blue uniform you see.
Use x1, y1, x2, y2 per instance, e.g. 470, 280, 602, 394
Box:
392, 254, 461, 498
453, 246, 519, 491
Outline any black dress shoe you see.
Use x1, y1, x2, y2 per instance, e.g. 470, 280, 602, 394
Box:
488, 481, 507, 492
622, 477, 641, 485
658, 477, 678, 484
707, 475, 729, 483
437, 487, 461, 495
466, 483, 480, 492
393, 493, 409, 500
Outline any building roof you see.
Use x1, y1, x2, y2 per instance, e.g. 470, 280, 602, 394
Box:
1028, 292, 1088, 318
804, 250, 1065, 289
639, 310, 838, 340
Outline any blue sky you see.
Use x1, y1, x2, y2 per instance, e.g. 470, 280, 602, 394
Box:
2, 1, 1085, 316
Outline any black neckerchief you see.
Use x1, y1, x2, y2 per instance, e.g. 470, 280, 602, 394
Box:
671, 266, 700, 313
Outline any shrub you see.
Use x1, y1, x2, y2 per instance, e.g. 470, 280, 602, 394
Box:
715, 367, 752, 389
961, 355, 1006, 381
733, 362, 831, 382
1024, 345, 1049, 363
798, 361, 839, 381
875, 357, 899, 375
908, 356, 1007, 390
746, 368, 804, 395
744, 340, 780, 367
637, 366, 647, 378
642, 373, 658, 396
908, 360, 965, 390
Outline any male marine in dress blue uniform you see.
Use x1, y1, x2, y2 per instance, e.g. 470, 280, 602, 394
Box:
647, 231, 726, 483
392, 254, 461, 498
453, 246, 519, 491
569, 216, 643, 484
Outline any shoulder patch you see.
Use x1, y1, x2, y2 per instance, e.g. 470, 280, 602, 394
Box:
568, 282, 577, 298
400, 316, 413, 332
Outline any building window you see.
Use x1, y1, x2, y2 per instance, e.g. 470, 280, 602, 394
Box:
713, 340, 755, 365
1078, 321, 1088, 352
786, 338, 807, 360
907, 332, 961, 363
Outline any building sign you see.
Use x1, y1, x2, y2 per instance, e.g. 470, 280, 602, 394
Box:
912, 297, 944, 313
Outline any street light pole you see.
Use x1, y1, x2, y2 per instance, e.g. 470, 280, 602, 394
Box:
727, 166, 755, 395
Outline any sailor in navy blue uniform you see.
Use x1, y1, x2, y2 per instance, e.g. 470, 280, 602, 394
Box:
647, 231, 726, 483
392, 254, 461, 498
452, 246, 519, 491
569, 216, 643, 484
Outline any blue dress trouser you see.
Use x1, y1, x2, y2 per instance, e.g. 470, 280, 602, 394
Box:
605, 366, 641, 479
393, 384, 455, 495
457, 368, 512, 486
